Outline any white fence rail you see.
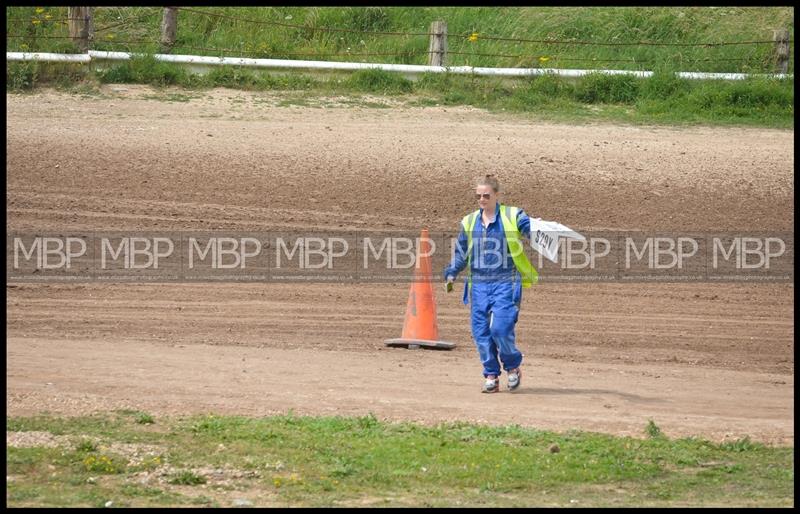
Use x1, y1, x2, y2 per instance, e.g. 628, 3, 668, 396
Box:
6, 51, 794, 81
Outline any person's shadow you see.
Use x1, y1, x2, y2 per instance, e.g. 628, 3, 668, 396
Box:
513, 387, 666, 404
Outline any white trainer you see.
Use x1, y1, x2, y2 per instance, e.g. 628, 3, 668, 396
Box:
482, 376, 499, 393
508, 368, 522, 391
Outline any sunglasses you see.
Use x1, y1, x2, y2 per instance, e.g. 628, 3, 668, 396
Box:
474, 193, 492, 200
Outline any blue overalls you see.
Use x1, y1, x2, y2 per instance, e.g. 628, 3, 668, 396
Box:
444, 203, 532, 378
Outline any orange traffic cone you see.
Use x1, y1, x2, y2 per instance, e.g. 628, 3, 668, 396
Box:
384, 228, 456, 350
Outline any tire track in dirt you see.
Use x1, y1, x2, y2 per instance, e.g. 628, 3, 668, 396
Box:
7, 282, 793, 376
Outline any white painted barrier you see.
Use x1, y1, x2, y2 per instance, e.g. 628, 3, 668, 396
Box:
6, 51, 793, 81
7, 52, 92, 63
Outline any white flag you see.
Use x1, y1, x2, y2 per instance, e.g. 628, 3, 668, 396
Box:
529, 218, 585, 263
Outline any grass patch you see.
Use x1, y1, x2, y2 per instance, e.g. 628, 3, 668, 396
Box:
81, 453, 127, 474
140, 92, 199, 102
75, 440, 97, 453
7, 61, 90, 92
167, 470, 206, 486
7, 61, 40, 91
645, 419, 664, 439
575, 72, 641, 104
5, 59, 795, 127
277, 96, 315, 108
135, 412, 156, 425
5, 412, 794, 507
343, 68, 413, 95
95, 54, 192, 87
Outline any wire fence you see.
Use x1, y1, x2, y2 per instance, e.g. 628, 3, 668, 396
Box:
5, 6, 794, 74
94, 11, 156, 34
447, 33, 780, 47
174, 7, 432, 37
6, 17, 78, 23
170, 45, 429, 59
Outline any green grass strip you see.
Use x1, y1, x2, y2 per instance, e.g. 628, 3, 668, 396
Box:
6, 59, 794, 128
6, 411, 794, 507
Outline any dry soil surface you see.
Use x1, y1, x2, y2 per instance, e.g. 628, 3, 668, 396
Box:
6, 86, 794, 445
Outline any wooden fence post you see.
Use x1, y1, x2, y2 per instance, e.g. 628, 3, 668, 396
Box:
427, 20, 447, 67
160, 7, 178, 54
68, 6, 92, 53
773, 29, 790, 74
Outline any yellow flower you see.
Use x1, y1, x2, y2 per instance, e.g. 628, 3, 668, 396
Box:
468, 32, 479, 42
20, 43, 28, 50
32, 19, 41, 25
538, 56, 550, 63
106, 34, 115, 40
45, 14, 52, 19
35, 7, 45, 14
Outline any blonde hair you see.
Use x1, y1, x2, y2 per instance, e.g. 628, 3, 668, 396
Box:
476, 174, 499, 193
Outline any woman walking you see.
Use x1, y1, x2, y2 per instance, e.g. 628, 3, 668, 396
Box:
444, 175, 538, 393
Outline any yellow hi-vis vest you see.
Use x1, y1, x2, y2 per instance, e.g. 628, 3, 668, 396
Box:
460, 204, 539, 288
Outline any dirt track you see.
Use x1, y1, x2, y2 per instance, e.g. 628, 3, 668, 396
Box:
6, 86, 795, 445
